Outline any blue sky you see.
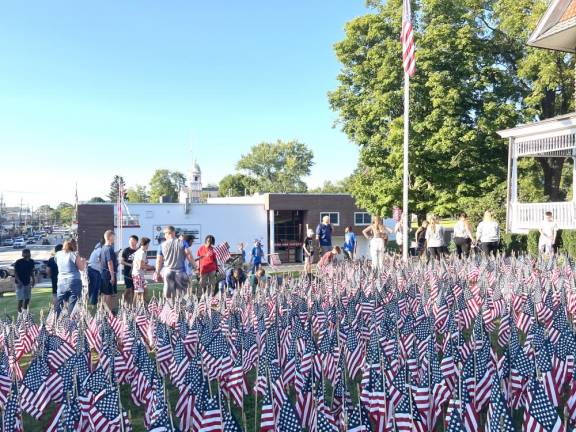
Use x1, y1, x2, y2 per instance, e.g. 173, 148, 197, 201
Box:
0, 1, 368, 208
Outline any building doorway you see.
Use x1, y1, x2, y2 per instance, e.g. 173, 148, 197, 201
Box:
274, 210, 304, 263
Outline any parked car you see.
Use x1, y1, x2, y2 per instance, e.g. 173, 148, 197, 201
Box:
27, 237, 36, 244
2, 239, 14, 246
13, 239, 27, 249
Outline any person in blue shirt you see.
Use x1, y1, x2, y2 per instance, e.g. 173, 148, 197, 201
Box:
343, 226, 356, 260
316, 215, 333, 254
250, 240, 264, 274
225, 267, 246, 294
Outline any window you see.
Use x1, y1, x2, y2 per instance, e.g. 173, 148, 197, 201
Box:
354, 212, 371, 226
115, 214, 140, 227
320, 212, 340, 226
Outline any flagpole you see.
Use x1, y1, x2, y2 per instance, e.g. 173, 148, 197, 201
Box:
402, 72, 410, 261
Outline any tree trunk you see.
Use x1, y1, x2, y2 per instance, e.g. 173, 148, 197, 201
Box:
538, 158, 566, 201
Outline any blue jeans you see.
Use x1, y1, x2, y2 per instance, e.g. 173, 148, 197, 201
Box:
87, 267, 102, 305
57, 279, 82, 314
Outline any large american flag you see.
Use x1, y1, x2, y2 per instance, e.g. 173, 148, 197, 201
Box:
401, 0, 416, 77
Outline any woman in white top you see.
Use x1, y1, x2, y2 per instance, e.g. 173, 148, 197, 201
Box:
425, 216, 445, 261
476, 210, 500, 256
453, 212, 474, 259
363, 215, 392, 272
132, 237, 155, 303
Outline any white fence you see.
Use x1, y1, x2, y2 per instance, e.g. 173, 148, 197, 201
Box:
510, 201, 576, 232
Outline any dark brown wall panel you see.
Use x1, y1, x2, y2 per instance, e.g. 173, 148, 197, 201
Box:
77, 204, 114, 258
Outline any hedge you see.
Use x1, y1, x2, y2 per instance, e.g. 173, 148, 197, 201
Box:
500, 229, 576, 257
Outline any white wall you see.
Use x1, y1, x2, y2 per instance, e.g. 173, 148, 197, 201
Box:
114, 203, 268, 259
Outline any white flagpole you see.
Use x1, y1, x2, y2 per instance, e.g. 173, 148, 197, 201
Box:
402, 72, 410, 261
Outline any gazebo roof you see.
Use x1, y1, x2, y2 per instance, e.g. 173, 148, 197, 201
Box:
528, 0, 576, 52
497, 113, 576, 157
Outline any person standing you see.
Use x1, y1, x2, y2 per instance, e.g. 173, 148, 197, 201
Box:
303, 228, 315, 281
316, 215, 333, 254
425, 216, 445, 261
415, 220, 428, 258
362, 216, 391, 272
87, 241, 103, 306
394, 219, 404, 254
196, 234, 218, 296
55, 239, 86, 314
343, 226, 356, 260
453, 212, 474, 259
132, 237, 154, 304
121, 235, 138, 305
14, 248, 35, 313
100, 230, 118, 312
250, 239, 264, 274
155, 225, 194, 300
539, 211, 557, 255
476, 210, 500, 257
46, 244, 63, 306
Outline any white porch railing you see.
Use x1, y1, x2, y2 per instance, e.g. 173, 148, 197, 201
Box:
510, 201, 576, 232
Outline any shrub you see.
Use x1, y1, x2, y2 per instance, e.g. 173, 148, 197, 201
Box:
500, 233, 528, 256
527, 230, 539, 256
558, 230, 576, 257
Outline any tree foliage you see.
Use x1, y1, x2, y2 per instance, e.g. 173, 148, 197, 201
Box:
149, 170, 184, 203
108, 175, 127, 202
308, 177, 352, 193
236, 140, 314, 193
494, 0, 574, 201
330, 0, 574, 219
218, 174, 259, 197
88, 197, 106, 203
126, 185, 150, 203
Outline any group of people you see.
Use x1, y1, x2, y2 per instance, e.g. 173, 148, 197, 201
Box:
303, 209, 560, 274
16, 226, 269, 315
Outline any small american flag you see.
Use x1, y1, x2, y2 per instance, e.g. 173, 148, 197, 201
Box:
214, 242, 231, 264
401, 0, 416, 77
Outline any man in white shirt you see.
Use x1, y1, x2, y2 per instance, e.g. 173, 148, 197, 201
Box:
539, 211, 557, 255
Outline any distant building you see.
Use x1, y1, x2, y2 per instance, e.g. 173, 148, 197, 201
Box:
77, 193, 397, 264
178, 160, 203, 204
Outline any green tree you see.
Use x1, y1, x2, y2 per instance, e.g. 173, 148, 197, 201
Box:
108, 175, 127, 202
494, 0, 574, 201
53, 202, 74, 225
149, 169, 181, 203
309, 177, 352, 193
329, 0, 520, 219
126, 185, 150, 203
170, 172, 187, 194
236, 140, 314, 193
218, 174, 259, 197
88, 197, 106, 203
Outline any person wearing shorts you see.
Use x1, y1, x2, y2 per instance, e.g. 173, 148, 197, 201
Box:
197, 235, 218, 296
155, 225, 194, 301
100, 230, 118, 311
14, 248, 35, 313
132, 237, 154, 303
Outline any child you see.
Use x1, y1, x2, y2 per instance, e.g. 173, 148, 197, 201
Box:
539, 211, 557, 255
132, 237, 155, 304
303, 228, 315, 281
318, 246, 341, 270
250, 240, 264, 274
343, 226, 356, 260
238, 243, 246, 264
